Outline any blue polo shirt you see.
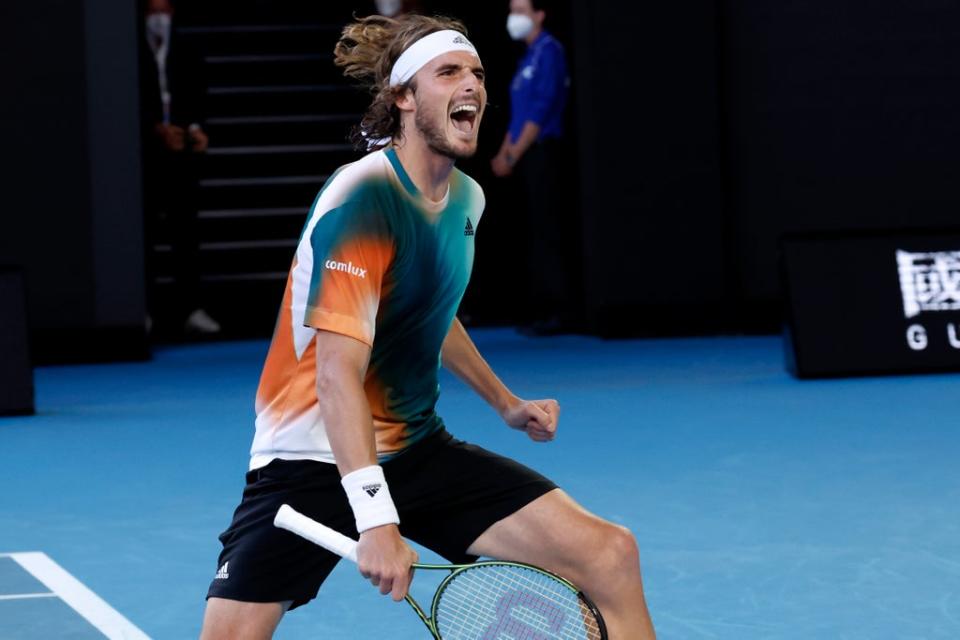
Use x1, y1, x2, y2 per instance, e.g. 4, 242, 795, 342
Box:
508, 31, 569, 144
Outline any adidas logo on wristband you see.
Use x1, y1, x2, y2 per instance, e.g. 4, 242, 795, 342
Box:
342, 465, 400, 533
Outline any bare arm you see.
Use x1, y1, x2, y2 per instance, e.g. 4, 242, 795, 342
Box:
491, 122, 542, 177
441, 318, 559, 442
315, 330, 417, 600
316, 330, 377, 475
506, 121, 542, 165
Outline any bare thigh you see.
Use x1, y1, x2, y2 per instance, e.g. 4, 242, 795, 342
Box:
199, 598, 291, 640
467, 488, 629, 584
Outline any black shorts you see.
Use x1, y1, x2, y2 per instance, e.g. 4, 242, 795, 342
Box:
206, 429, 557, 610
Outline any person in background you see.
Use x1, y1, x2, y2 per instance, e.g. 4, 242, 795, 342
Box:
373, 0, 424, 18
491, 0, 573, 335
142, 0, 220, 335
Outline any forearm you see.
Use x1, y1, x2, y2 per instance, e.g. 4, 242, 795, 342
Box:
507, 121, 542, 164
317, 344, 401, 534
318, 365, 378, 476
497, 131, 512, 156
441, 318, 519, 416
314, 332, 378, 477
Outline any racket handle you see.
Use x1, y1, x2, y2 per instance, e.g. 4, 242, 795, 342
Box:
274, 504, 359, 563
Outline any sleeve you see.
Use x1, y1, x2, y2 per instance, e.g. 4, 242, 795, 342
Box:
525, 41, 568, 128
303, 201, 397, 346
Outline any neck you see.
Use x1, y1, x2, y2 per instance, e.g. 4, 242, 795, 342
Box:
393, 132, 456, 203
525, 26, 542, 46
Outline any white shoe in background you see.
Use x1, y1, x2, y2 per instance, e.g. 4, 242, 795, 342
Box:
184, 308, 221, 335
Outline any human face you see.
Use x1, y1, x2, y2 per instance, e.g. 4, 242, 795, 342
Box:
147, 0, 173, 15
510, 0, 534, 18
404, 51, 487, 160
509, 0, 545, 34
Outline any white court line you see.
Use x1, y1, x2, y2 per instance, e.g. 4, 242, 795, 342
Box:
0, 593, 57, 601
1, 552, 151, 640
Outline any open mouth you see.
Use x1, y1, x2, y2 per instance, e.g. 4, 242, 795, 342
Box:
450, 104, 479, 135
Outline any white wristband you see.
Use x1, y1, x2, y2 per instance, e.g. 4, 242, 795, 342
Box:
340, 465, 400, 533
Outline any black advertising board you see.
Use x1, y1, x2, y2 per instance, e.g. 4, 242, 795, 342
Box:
0, 267, 34, 415
782, 231, 960, 378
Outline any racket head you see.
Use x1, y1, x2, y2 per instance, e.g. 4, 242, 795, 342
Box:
430, 560, 607, 640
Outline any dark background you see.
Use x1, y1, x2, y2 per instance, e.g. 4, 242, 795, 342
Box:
3, 0, 960, 362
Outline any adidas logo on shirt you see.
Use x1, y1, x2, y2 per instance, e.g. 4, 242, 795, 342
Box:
215, 562, 230, 580
464, 219, 475, 236
363, 483, 382, 497
325, 260, 367, 279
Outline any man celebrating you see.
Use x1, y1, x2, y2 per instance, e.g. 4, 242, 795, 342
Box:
200, 14, 655, 639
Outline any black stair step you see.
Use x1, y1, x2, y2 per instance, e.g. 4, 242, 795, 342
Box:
196, 181, 324, 210
197, 212, 306, 242
204, 114, 357, 146
202, 144, 357, 178
198, 206, 309, 219
205, 84, 368, 117
196, 245, 297, 274
150, 250, 293, 282
198, 174, 329, 188
178, 24, 343, 57
202, 272, 289, 283
177, 0, 358, 27
200, 238, 299, 251
203, 53, 343, 86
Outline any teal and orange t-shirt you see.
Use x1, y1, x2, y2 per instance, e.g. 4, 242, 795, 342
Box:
249, 148, 485, 469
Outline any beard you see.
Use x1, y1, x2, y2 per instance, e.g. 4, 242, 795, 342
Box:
413, 98, 477, 161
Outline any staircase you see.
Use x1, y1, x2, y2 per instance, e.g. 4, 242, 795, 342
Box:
151, 4, 368, 338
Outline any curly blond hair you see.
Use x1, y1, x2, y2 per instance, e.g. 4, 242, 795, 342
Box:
334, 14, 469, 150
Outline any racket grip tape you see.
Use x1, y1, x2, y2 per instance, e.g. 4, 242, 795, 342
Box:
274, 504, 359, 563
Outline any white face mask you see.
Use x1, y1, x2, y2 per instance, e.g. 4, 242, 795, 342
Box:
145, 13, 172, 55
506, 13, 534, 41
375, 0, 403, 17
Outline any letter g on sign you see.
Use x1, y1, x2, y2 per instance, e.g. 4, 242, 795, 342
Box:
906, 324, 928, 351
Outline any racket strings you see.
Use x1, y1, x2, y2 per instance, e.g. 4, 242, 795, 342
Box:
439, 571, 601, 640
442, 569, 588, 633
435, 564, 603, 639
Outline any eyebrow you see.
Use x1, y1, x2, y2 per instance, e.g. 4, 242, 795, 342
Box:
435, 63, 486, 75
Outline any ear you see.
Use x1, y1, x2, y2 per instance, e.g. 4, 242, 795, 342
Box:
395, 86, 416, 114
534, 9, 546, 27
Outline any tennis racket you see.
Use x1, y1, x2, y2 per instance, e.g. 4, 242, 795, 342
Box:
274, 504, 608, 639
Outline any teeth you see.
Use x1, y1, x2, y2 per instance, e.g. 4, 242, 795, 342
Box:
452, 104, 478, 115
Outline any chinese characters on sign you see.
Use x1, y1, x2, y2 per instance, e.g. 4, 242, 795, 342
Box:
896, 250, 960, 350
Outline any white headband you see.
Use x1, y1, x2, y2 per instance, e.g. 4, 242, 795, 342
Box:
389, 30, 479, 87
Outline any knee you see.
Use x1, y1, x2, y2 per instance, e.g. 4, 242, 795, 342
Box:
597, 524, 641, 576
572, 523, 641, 595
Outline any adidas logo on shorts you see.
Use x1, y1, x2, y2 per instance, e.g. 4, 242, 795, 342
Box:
215, 562, 230, 580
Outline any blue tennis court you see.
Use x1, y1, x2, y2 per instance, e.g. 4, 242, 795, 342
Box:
2, 329, 959, 639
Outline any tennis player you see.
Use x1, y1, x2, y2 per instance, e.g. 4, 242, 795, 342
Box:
200, 14, 655, 640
